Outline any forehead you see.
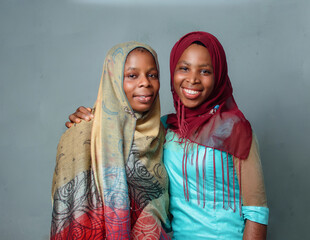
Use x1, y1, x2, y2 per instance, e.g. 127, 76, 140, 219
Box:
175, 44, 212, 67
125, 48, 157, 67
126, 48, 153, 59
181, 44, 210, 58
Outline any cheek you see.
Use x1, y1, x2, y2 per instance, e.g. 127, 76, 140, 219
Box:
205, 76, 215, 88
205, 77, 215, 96
153, 81, 160, 94
210, 76, 215, 90
173, 73, 180, 90
123, 81, 133, 98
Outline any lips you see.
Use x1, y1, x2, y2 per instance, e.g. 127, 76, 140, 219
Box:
134, 94, 154, 103
181, 87, 202, 99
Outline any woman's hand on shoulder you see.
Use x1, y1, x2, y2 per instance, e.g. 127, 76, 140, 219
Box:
65, 106, 93, 128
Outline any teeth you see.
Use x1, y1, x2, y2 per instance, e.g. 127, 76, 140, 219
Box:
184, 88, 199, 95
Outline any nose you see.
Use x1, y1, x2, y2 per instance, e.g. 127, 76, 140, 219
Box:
138, 75, 151, 87
187, 71, 200, 84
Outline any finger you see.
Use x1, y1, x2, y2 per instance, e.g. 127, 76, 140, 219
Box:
77, 106, 93, 119
69, 114, 82, 123
74, 112, 91, 121
65, 122, 73, 128
86, 107, 94, 118
77, 106, 91, 115
75, 111, 92, 121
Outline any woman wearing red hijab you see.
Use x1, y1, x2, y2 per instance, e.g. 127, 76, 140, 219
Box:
163, 31, 268, 239
66, 32, 269, 239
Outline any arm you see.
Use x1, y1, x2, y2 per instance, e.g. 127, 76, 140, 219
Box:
243, 220, 267, 240
235, 134, 269, 239
65, 106, 93, 128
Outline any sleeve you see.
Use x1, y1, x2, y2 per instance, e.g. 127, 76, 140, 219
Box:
234, 133, 269, 225
160, 115, 169, 130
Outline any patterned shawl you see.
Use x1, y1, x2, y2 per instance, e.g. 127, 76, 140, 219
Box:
51, 42, 171, 239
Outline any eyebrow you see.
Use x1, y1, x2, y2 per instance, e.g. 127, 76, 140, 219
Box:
126, 67, 137, 71
125, 67, 158, 71
177, 60, 213, 69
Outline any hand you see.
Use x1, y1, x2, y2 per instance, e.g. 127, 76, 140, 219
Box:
65, 106, 93, 128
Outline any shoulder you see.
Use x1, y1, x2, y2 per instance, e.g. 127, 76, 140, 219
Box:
62, 120, 93, 137
58, 120, 93, 155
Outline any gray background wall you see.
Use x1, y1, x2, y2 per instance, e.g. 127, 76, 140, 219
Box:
1, 0, 309, 239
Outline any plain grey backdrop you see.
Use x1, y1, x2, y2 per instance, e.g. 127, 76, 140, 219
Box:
1, 0, 309, 239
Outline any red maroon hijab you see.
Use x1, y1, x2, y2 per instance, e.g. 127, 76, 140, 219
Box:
167, 31, 252, 159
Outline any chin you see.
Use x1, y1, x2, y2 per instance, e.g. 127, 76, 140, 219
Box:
182, 101, 199, 109
134, 106, 151, 113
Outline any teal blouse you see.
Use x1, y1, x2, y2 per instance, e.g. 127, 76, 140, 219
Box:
162, 116, 268, 239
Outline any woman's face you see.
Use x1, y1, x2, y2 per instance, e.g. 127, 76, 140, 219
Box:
123, 49, 159, 113
173, 44, 215, 109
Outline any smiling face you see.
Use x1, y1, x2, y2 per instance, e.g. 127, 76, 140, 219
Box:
173, 43, 215, 109
123, 48, 159, 113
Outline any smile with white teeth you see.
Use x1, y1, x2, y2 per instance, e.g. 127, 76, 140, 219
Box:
183, 88, 199, 95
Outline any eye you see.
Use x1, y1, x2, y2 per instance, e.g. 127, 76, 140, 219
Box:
180, 66, 189, 72
148, 73, 159, 79
200, 69, 212, 75
128, 74, 137, 79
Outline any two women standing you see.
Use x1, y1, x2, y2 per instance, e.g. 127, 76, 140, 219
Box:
53, 31, 269, 239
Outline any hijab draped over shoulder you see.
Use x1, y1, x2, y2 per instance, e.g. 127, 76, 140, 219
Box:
51, 42, 171, 239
